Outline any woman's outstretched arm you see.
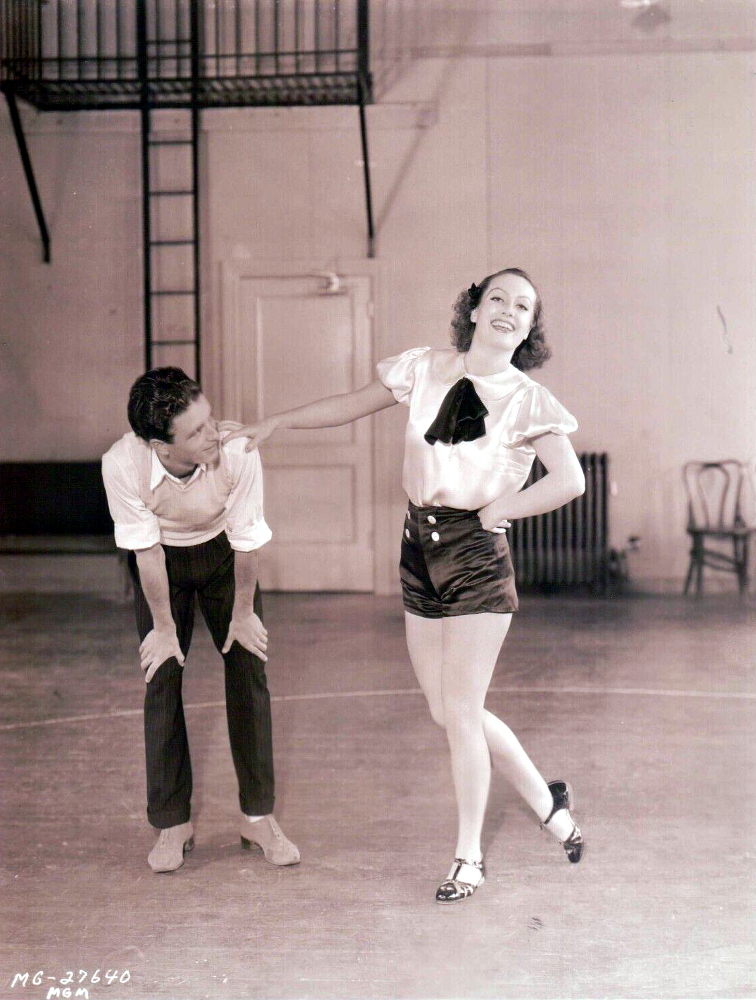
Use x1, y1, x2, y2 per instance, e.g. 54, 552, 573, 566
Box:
223, 379, 398, 450
478, 432, 585, 530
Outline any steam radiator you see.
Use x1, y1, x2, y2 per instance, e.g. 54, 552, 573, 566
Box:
508, 452, 609, 590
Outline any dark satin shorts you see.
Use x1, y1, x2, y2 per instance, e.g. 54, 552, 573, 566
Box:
400, 502, 519, 619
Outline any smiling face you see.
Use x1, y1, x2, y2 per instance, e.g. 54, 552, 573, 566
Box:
469, 272, 537, 353
151, 394, 220, 476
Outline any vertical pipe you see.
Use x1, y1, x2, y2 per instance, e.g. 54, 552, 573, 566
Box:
514, 505, 523, 587
115, 0, 122, 79
566, 472, 575, 584
14, 0, 19, 77
235, 0, 241, 77
11, 0, 16, 77
576, 455, 585, 583
177, 0, 182, 79
587, 452, 597, 584
597, 454, 605, 588
535, 464, 544, 585
273, 0, 279, 74
37, 0, 43, 79
560, 476, 569, 585
6, 0, 12, 77
358, 79, 375, 258
254, 0, 260, 75
21, 0, 26, 78
16, 0, 22, 78
294, 0, 300, 74
4, 89, 51, 261
593, 454, 601, 589
58, 0, 65, 80
18, 0, 23, 78
29, 0, 34, 78
137, 0, 152, 371
554, 483, 564, 584
334, 0, 339, 71
357, 0, 370, 100
57, 0, 62, 79
190, 0, 201, 383
600, 453, 608, 591
96, 0, 102, 79
544, 463, 554, 584
584, 453, 592, 583
524, 478, 534, 586
528, 468, 537, 586
77, 0, 83, 78
155, 0, 162, 81
214, 0, 219, 80
314, 0, 319, 72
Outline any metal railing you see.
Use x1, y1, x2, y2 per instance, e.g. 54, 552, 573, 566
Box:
2, 1, 375, 262
1, 0, 371, 108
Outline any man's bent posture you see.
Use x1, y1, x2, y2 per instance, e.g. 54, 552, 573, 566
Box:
102, 367, 298, 872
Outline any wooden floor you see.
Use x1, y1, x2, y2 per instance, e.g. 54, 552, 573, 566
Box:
0, 563, 754, 1000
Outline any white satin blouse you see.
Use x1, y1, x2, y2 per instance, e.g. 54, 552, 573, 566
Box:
377, 347, 578, 510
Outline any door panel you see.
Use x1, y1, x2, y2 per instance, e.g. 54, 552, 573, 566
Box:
224, 271, 374, 591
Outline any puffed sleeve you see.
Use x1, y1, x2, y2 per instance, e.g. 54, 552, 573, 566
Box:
506, 384, 578, 447
376, 346, 431, 405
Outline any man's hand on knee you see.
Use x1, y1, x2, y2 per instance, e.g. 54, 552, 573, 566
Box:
140, 626, 185, 683
222, 613, 268, 662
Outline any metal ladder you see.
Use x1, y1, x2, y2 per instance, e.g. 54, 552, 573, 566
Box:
137, 0, 201, 382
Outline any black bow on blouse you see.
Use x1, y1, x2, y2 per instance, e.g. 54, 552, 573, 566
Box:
424, 377, 488, 445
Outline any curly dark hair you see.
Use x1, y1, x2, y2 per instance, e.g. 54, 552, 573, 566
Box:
127, 367, 202, 443
450, 267, 551, 371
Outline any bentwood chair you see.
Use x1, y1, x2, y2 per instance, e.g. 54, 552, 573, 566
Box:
683, 460, 754, 597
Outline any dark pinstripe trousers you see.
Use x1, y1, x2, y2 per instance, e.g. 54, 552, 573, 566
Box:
128, 532, 275, 829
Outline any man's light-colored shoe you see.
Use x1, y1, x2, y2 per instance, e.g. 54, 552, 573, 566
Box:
239, 815, 300, 866
148, 822, 194, 873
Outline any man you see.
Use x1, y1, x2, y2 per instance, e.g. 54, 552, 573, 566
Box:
102, 367, 298, 873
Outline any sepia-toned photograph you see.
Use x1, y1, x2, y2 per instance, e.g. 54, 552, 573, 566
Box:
1, 1, 754, 998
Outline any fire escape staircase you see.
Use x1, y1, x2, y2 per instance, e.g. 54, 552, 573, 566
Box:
1, 0, 375, 381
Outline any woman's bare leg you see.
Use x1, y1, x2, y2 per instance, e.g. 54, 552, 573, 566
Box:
439, 613, 512, 860
404, 612, 444, 725
405, 611, 574, 843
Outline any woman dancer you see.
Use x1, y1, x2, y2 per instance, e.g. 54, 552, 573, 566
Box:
225, 268, 586, 903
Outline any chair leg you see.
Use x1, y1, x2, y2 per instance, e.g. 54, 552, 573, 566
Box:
736, 537, 749, 596
695, 547, 704, 597
683, 555, 695, 596
744, 540, 751, 596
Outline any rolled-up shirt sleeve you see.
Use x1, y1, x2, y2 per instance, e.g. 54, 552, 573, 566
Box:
223, 439, 273, 552
101, 450, 161, 551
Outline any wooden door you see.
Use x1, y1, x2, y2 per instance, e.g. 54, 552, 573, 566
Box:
223, 269, 374, 590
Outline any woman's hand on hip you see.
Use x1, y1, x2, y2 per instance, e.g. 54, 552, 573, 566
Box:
478, 500, 511, 534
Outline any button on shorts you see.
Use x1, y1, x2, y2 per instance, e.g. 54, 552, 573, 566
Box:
400, 502, 519, 619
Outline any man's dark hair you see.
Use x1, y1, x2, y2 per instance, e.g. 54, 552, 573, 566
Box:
127, 367, 202, 443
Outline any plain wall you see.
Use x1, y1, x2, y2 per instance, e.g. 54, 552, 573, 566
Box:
2, 18, 754, 590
